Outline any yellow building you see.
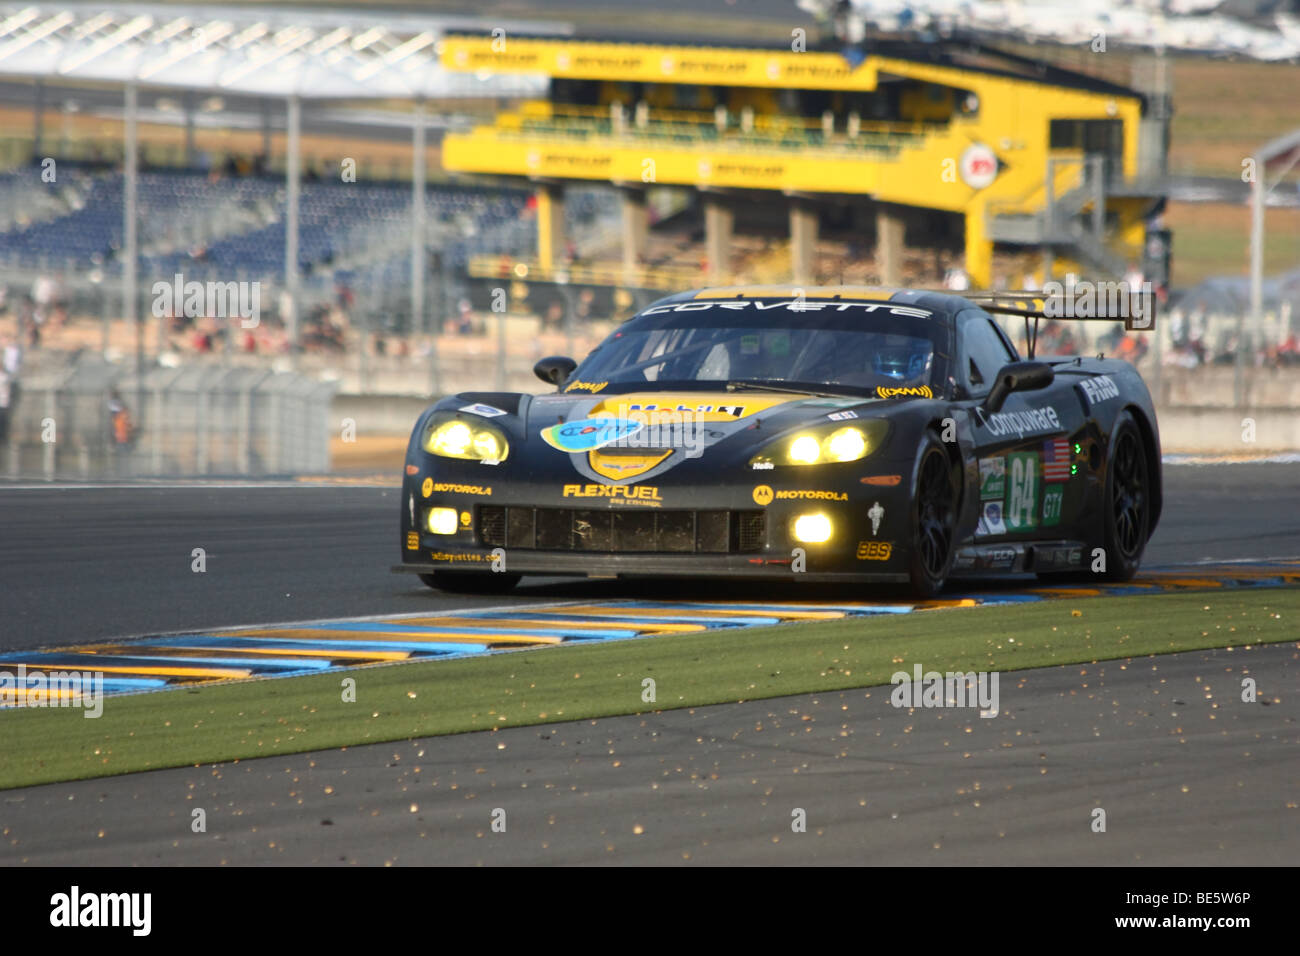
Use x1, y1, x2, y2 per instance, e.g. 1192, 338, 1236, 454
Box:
439, 34, 1168, 289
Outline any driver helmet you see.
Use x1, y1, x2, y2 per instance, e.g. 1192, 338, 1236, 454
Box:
872, 340, 932, 380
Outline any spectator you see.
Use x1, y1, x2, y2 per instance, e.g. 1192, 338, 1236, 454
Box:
107, 389, 135, 451
1277, 332, 1300, 366
0, 330, 20, 445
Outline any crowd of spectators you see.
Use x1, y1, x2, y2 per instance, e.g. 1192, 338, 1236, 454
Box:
0, 274, 69, 348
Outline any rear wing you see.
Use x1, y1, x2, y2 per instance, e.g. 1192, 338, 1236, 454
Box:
955, 284, 1155, 359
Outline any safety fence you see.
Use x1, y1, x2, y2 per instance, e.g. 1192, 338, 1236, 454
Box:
3, 353, 334, 479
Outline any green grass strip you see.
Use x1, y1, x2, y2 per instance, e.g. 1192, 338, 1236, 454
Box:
2, 588, 1296, 790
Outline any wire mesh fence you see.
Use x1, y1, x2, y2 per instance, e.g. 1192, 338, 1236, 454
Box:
3, 352, 335, 479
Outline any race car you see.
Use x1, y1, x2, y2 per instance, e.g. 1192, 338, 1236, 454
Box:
394, 286, 1160, 597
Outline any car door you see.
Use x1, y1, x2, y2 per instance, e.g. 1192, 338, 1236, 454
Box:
956, 311, 1081, 546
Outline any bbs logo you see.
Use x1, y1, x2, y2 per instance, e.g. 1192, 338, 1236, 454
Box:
856, 541, 893, 561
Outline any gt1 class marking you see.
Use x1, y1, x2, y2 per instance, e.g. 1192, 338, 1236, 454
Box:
8, 562, 1298, 705
976, 443, 1073, 538
861, 474, 902, 486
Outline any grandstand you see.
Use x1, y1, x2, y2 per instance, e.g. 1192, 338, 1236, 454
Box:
0, 157, 627, 333
439, 33, 1172, 291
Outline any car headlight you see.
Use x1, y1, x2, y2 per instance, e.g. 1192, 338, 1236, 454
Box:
750, 420, 887, 468
424, 417, 509, 461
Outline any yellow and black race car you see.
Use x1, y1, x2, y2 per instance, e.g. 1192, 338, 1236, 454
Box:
394, 286, 1160, 597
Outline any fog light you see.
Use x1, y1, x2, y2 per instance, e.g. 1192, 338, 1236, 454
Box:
426, 507, 459, 535
792, 512, 833, 544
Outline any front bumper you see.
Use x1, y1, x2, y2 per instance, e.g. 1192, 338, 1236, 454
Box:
396, 454, 915, 583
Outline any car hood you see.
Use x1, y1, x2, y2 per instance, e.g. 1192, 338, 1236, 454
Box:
517, 389, 889, 484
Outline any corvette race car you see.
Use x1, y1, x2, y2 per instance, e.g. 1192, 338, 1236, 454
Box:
394, 286, 1160, 596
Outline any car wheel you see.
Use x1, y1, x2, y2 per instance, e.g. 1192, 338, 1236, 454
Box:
418, 571, 521, 594
1097, 410, 1151, 581
1035, 411, 1152, 585
907, 431, 959, 598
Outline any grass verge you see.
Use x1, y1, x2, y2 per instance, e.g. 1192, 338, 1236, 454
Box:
2, 588, 1296, 790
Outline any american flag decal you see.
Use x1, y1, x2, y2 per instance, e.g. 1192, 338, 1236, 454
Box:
1043, 438, 1071, 483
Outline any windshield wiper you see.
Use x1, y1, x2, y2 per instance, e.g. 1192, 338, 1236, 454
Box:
724, 380, 865, 400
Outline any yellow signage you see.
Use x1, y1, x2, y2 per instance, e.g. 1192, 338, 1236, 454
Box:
441, 37, 879, 92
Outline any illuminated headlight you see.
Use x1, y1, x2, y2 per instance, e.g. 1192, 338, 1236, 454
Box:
826, 427, 866, 462
750, 420, 887, 468
426, 507, 459, 535
792, 513, 833, 544
789, 434, 821, 464
424, 418, 509, 461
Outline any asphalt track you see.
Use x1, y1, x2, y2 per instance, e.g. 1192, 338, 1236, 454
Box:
2, 641, 1295, 865
1, 461, 1297, 864
2, 462, 1298, 653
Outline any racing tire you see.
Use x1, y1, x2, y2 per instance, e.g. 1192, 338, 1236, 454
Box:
418, 571, 521, 594
1096, 409, 1151, 582
907, 430, 960, 598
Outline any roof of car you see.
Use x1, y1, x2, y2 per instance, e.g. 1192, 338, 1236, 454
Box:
647, 286, 972, 315
689, 286, 902, 302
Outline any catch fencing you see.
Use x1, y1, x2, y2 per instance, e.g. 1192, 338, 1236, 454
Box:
4, 353, 334, 479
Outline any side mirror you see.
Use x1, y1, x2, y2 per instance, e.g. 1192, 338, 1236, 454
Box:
534, 355, 577, 387
983, 361, 1054, 414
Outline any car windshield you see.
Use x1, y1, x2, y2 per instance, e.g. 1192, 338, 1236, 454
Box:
570, 300, 951, 396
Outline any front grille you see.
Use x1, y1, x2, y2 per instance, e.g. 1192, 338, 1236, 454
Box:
479, 505, 506, 548
737, 511, 767, 552
478, 506, 765, 554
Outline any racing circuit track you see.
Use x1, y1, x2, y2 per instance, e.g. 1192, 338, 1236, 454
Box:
1, 461, 1297, 864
